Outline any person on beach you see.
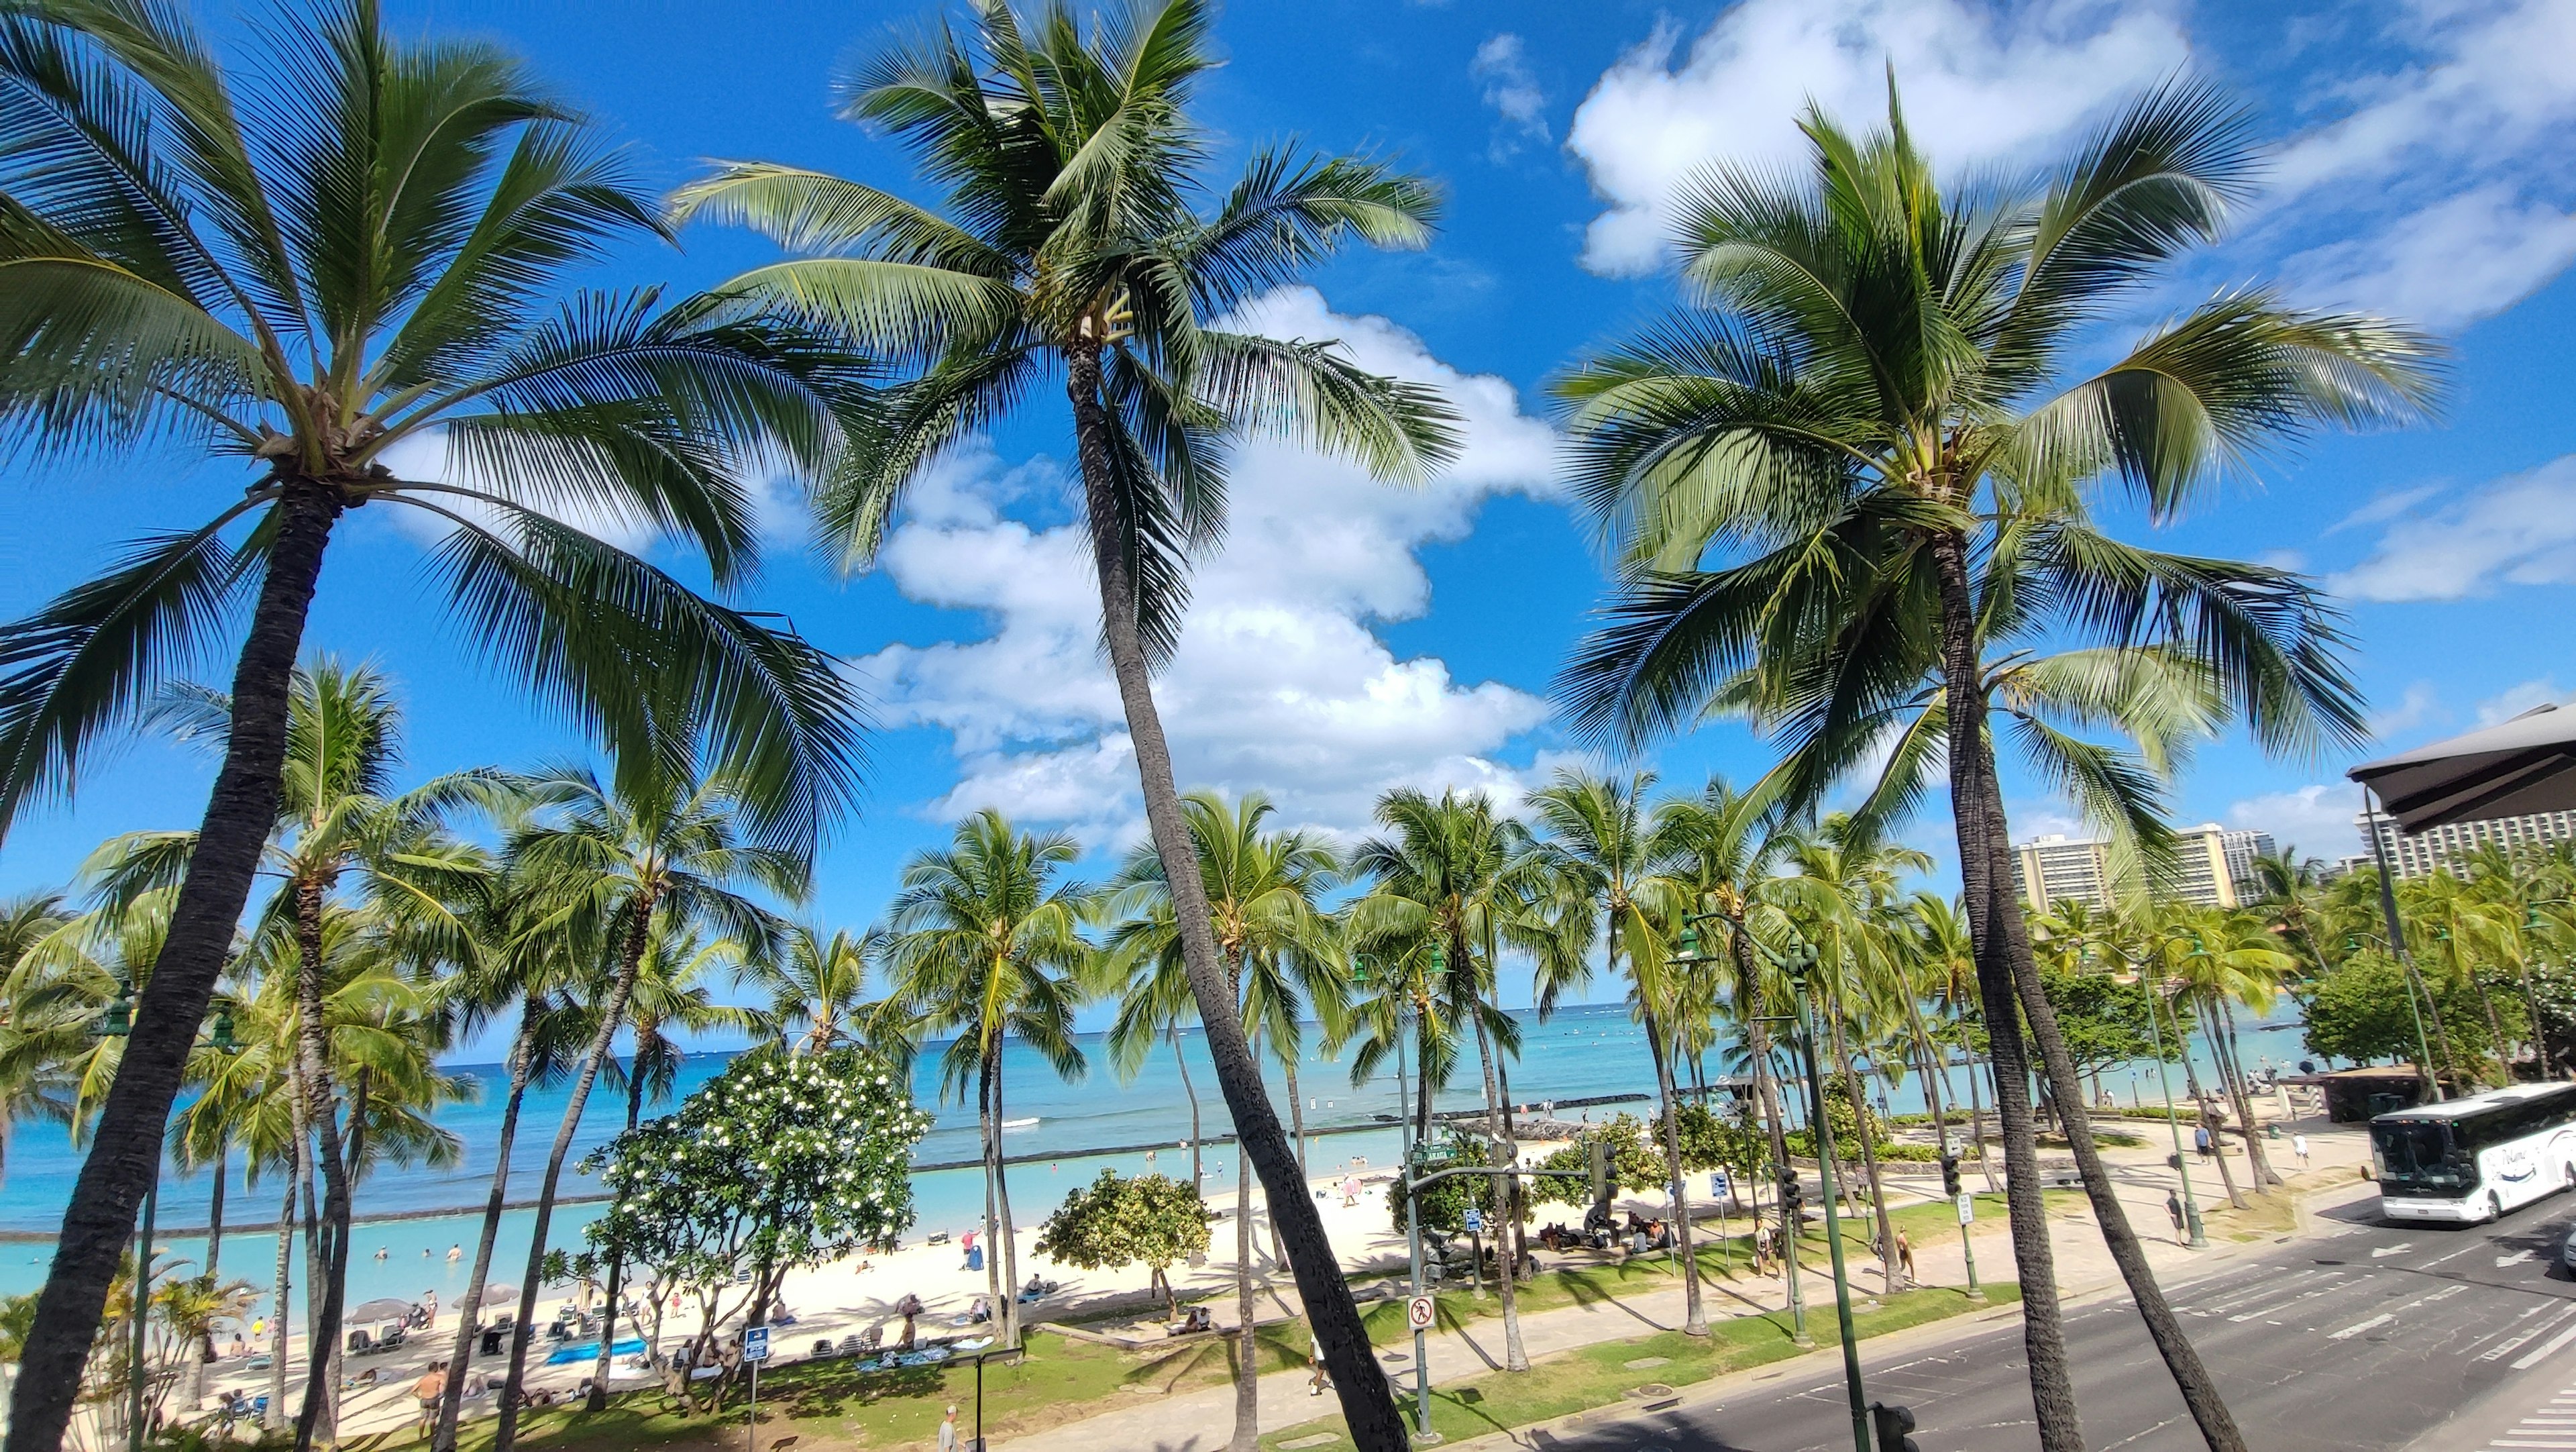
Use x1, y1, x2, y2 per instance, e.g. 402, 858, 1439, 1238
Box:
413, 1363, 450, 1435
2293, 1132, 2310, 1170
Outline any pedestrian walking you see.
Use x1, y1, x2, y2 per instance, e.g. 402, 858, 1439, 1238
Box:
1309, 1335, 1332, 1396
937, 1404, 959, 1452
2166, 1188, 2188, 1245
2194, 1123, 2214, 1160
413, 1363, 450, 1437
1895, 1229, 1915, 1282
2293, 1132, 2310, 1170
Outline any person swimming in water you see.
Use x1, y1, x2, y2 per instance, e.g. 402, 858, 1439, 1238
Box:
445, 1244, 462, 1262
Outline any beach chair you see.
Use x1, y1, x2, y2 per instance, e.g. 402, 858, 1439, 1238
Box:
376, 1320, 407, 1352
811, 1339, 834, 1358
857, 1325, 883, 1352
345, 1327, 374, 1356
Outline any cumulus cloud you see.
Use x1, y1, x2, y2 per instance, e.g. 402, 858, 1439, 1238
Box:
2329, 454, 2576, 602
2264, 0, 2576, 329
1471, 34, 1550, 159
2226, 784, 2363, 860
1561, 0, 2188, 274
2477, 676, 2566, 726
855, 289, 1565, 845
2371, 680, 2444, 735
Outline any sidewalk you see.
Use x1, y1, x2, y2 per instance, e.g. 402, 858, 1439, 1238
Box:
999, 1102, 2375, 1452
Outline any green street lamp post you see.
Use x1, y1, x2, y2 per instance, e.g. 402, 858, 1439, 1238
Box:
91, 982, 241, 1452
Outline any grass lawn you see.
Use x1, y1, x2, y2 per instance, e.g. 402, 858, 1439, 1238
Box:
404, 1323, 1316, 1452
1260, 1282, 2023, 1451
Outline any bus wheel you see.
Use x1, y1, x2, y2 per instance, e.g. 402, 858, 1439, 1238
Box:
2490, 1192, 2506, 1223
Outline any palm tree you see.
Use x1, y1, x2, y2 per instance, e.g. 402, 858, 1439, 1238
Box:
1526, 769, 1711, 1338
1106, 790, 1342, 1446
103, 660, 484, 1449
671, 7, 1458, 1431
1554, 81, 2438, 1452
588, 925, 761, 1410
0, 894, 85, 1182
758, 923, 880, 1058
1346, 787, 1540, 1369
888, 810, 1091, 1353
0, 3, 867, 1436
427, 858, 587, 1452
1910, 894, 1997, 1192
489, 765, 801, 1451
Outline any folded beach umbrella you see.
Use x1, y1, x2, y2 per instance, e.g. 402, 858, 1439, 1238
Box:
2350, 702, 2576, 831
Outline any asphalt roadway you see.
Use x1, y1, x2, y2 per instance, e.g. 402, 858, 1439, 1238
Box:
1534, 1187, 2576, 1452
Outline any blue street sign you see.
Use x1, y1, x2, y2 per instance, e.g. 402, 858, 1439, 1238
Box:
1464, 1207, 1485, 1233
1710, 1170, 1729, 1197
743, 1325, 771, 1363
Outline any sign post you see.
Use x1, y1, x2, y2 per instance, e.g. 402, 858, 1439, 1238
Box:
1955, 1192, 1974, 1226
743, 1325, 770, 1452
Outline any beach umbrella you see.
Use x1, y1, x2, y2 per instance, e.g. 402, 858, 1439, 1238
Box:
350, 1298, 413, 1325
2349, 702, 2576, 830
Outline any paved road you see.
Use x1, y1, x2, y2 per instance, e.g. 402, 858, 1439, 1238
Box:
1538, 1189, 2576, 1451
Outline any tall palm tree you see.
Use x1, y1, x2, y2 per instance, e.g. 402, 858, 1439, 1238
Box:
1909, 894, 1997, 1192
888, 810, 1091, 1353
586, 925, 761, 1410
427, 856, 587, 1452
488, 765, 800, 1451
104, 660, 483, 1449
0, 893, 85, 1182
1347, 787, 1539, 1370
1554, 81, 2438, 1452
0, 3, 866, 1437
1106, 790, 1342, 1447
672, 7, 1458, 1431
758, 923, 879, 1058
1526, 769, 1710, 1338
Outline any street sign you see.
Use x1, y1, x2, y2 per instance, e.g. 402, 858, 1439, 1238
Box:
743, 1325, 771, 1363
1464, 1207, 1484, 1233
1955, 1192, 1975, 1225
1711, 1170, 1729, 1198
1407, 1295, 1436, 1331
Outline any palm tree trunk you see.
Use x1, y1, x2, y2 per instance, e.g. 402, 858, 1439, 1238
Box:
2215, 1000, 2279, 1189
325, 1071, 375, 1447
979, 1056, 1004, 1346
1927, 525, 2090, 1452
292, 880, 354, 1452
5, 488, 339, 1452
1967, 1045, 1998, 1192
1067, 339, 1402, 1452
206, 1140, 227, 1281
1466, 998, 1527, 1371
1733, 938, 1803, 1278
1285, 1053, 1309, 1182
493, 905, 652, 1452
268, 1179, 294, 1430
433, 1013, 540, 1452
586, 1058, 651, 1411
1939, 519, 2245, 1452
991, 1041, 1022, 1353
2186, 1002, 2247, 1210
1172, 1027, 1204, 1190
1640, 1004, 1707, 1337
1825, 1005, 1900, 1296
1230, 1082, 1258, 1452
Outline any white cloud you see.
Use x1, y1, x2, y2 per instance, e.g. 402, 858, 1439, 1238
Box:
2477, 676, 2565, 726
2371, 680, 2443, 735
1561, 0, 2189, 274
2289, 183, 2576, 329
2226, 783, 2363, 859
1471, 34, 1550, 159
2329, 454, 2576, 601
2263, 0, 2576, 328
856, 289, 1565, 845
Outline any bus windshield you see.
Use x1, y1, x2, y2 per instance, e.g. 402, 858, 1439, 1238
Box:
2373, 1120, 2473, 1196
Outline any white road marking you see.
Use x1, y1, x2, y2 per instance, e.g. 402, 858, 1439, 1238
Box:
2328, 1313, 2396, 1341
2513, 1319, 2576, 1371
2372, 1242, 2416, 1258
2479, 1305, 2575, 1362
2500, 1250, 2538, 1267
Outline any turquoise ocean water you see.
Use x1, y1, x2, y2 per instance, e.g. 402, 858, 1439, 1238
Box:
0, 998, 2303, 1318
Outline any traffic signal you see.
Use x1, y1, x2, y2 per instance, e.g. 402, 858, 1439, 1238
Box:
1939, 1153, 1962, 1200
1870, 1401, 1921, 1452
1777, 1166, 1804, 1217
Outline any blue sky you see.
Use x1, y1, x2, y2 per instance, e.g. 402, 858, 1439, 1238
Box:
7, 0, 2576, 1050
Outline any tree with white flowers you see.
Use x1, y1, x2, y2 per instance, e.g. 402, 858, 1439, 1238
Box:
576, 1047, 930, 1410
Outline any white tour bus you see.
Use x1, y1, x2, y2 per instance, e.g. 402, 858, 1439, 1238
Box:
2372, 1080, 2576, 1225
